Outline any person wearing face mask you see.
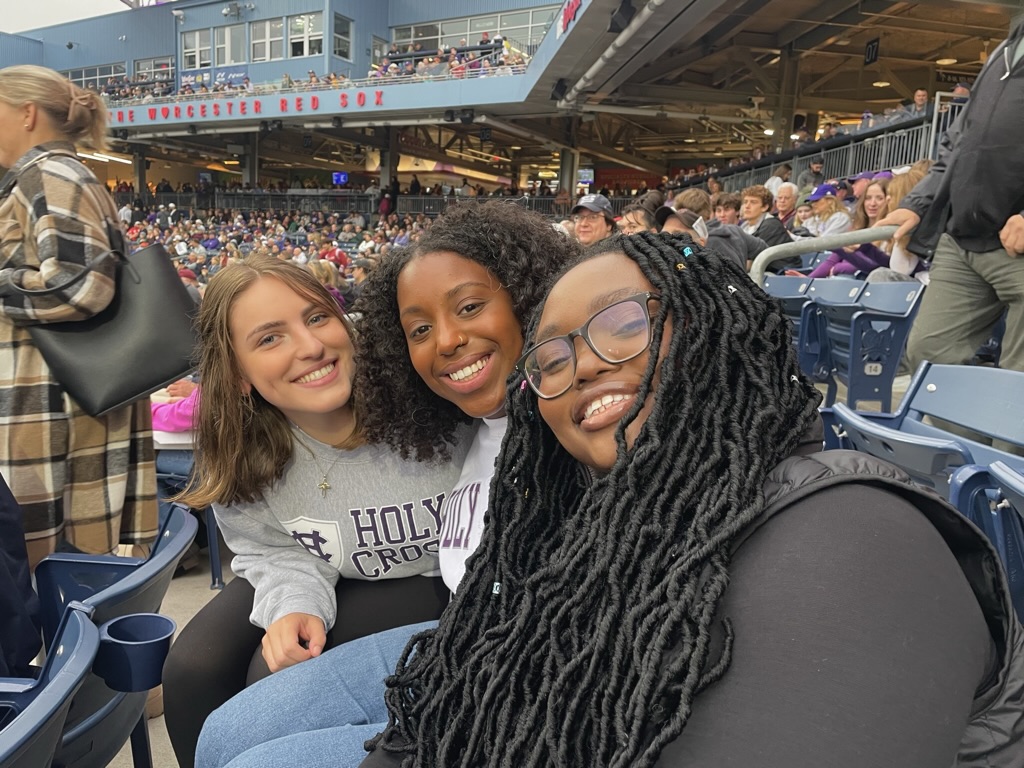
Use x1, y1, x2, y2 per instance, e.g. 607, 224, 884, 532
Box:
361, 232, 1024, 768
193, 203, 580, 768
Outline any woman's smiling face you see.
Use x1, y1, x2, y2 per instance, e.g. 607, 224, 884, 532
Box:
534, 252, 671, 472
398, 251, 523, 419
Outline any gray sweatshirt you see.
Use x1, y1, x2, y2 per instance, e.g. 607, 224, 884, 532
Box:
214, 428, 468, 630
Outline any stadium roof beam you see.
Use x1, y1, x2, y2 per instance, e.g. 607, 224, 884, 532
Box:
608, 83, 759, 107
787, 0, 893, 53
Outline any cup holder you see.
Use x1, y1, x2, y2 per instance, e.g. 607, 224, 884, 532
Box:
93, 613, 176, 692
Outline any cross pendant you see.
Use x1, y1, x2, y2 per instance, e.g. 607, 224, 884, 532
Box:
318, 476, 331, 497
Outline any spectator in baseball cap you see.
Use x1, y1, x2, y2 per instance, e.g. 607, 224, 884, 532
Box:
848, 170, 875, 201
571, 194, 616, 247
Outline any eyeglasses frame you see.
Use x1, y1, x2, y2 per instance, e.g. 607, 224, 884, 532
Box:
517, 291, 661, 400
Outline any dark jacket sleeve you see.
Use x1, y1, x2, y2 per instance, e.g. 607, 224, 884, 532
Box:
655, 484, 993, 768
899, 111, 961, 219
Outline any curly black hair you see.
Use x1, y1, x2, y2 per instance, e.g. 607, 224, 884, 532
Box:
369, 232, 823, 767
353, 200, 583, 461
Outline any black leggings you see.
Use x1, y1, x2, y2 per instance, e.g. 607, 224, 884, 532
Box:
163, 575, 449, 768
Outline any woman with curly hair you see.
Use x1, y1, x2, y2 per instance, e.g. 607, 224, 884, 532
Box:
361, 232, 1022, 768
196, 201, 581, 768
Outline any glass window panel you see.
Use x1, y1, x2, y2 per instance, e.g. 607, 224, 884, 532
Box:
309, 12, 323, 34
441, 21, 467, 35
472, 16, 499, 32
310, 38, 323, 56
394, 27, 411, 42
271, 19, 283, 36
533, 8, 557, 25
335, 16, 350, 36
414, 24, 439, 40
290, 15, 306, 35
270, 40, 283, 60
252, 41, 266, 61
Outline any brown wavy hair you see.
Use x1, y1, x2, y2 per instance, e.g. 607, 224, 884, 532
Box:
178, 257, 360, 508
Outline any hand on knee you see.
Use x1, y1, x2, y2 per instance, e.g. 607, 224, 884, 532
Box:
262, 612, 327, 672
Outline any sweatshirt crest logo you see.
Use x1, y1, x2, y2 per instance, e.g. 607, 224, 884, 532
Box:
281, 516, 345, 567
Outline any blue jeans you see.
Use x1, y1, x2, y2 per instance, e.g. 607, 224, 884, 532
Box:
195, 620, 436, 768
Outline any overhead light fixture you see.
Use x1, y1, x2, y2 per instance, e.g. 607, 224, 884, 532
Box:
834, 36, 851, 47
872, 80, 891, 88
459, 108, 475, 124
93, 152, 132, 165
763, 128, 774, 136
223, 159, 240, 165
935, 56, 958, 66
509, 145, 522, 150
683, 137, 696, 143
789, 133, 799, 140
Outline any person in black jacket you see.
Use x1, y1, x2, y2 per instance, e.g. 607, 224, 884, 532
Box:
359, 234, 1023, 768
880, 21, 1024, 389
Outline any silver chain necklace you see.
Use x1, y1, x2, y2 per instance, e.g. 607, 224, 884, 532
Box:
291, 432, 348, 497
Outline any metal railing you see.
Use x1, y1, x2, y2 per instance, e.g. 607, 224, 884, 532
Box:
393, 194, 639, 218
750, 226, 898, 286
684, 92, 965, 196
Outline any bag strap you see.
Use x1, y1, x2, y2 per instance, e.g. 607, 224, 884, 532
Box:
1, 150, 128, 299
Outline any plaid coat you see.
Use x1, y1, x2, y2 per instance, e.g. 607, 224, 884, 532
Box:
0, 142, 157, 562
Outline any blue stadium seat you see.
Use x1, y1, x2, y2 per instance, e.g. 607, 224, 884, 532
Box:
0, 605, 99, 768
761, 274, 812, 353
33, 507, 197, 768
831, 362, 1024, 493
949, 461, 1024, 621
797, 278, 866, 389
813, 281, 924, 410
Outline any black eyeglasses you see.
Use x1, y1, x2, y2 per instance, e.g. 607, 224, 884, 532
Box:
517, 292, 660, 400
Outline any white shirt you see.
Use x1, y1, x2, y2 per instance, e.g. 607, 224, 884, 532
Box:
438, 416, 507, 593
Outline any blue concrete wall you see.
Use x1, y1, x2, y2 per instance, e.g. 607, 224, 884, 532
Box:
0, 32, 45, 66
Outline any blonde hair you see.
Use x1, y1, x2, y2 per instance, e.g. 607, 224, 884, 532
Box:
0, 65, 108, 150
178, 257, 361, 508
307, 259, 340, 289
811, 194, 849, 221
886, 169, 927, 252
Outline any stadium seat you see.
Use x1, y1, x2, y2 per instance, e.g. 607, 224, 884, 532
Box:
0, 605, 99, 768
813, 281, 924, 410
830, 362, 1024, 493
761, 274, 813, 353
949, 461, 1024, 621
33, 507, 198, 768
796, 278, 866, 389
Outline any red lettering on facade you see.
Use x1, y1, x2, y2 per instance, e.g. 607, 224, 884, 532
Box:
173, 105, 181, 118
562, 0, 582, 32
239, 101, 247, 114
295, 96, 303, 112
340, 93, 348, 108
128, 110, 135, 122
160, 106, 170, 119
147, 109, 156, 120
357, 91, 366, 107
279, 98, 288, 112
310, 95, 319, 110
227, 102, 234, 114
254, 100, 262, 113
212, 102, 220, 116
186, 105, 194, 118
199, 103, 207, 117
375, 90, 383, 106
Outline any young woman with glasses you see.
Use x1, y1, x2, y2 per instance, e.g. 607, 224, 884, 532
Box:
359, 232, 1022, 768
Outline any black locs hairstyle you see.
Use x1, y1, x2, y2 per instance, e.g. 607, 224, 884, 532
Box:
368, 232, 823, 766
353, 200, 583, 461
